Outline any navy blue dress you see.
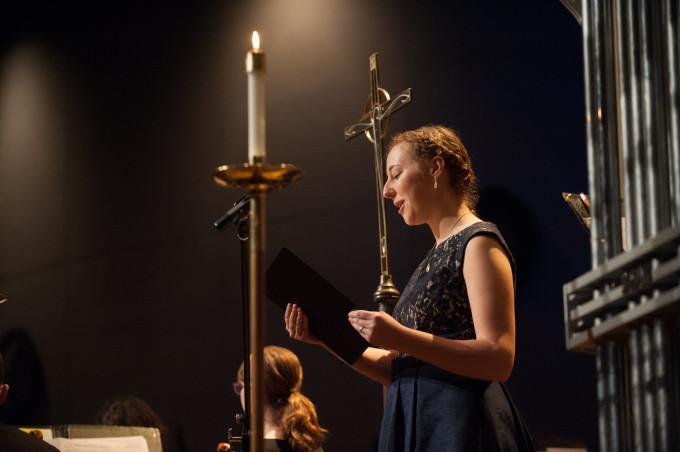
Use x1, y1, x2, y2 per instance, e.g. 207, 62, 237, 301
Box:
378, 222, 535, 452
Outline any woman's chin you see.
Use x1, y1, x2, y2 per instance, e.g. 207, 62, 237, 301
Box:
401, 212, 428, 226
401, 215, 418, 226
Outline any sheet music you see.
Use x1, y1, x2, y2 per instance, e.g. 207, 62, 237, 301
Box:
46, 435, 149, 452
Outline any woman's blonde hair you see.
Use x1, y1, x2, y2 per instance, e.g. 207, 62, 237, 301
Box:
388, 125, 479, 209
238, 346, 327, 452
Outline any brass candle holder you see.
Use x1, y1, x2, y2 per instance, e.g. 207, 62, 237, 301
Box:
213, 162, 302, 192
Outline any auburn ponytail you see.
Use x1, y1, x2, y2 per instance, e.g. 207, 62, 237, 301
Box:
283, 390, 327, 452
237, 346, 328, 452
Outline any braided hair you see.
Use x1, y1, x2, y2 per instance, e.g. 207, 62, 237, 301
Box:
388, 125, 479, 209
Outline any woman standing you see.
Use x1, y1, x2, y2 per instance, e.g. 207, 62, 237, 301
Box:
286, 125, 534, 451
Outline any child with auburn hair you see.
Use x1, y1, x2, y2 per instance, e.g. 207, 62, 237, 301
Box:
234, 346, 326, 452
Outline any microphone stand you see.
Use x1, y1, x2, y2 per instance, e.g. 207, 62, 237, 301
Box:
214, 196, 251, 452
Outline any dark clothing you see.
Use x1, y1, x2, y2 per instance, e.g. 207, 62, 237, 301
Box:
0, 423, 59, 452
379, 222, 535, 452
264, 438, 293, 452
263, 438, 323, 452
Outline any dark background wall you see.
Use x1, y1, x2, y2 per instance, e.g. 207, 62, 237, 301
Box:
0, 1, 596, 451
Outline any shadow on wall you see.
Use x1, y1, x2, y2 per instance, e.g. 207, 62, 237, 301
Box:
476, 184, 540, 282
0, 329, 49, 425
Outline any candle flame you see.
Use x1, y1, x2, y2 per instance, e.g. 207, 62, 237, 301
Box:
252, 31, 260, 50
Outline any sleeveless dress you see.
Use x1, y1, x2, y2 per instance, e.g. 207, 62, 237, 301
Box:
378, 222, 535, 452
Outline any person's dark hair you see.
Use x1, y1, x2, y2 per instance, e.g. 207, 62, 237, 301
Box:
0, 353, 4, 384
96, 396, 167, 433
238, 346, 327, 452
388, 125, 479, 209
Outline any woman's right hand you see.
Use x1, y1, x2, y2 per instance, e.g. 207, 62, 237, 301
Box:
285, 303, 322, 345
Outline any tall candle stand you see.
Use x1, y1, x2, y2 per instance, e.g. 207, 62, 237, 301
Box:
213, 162, 302, 452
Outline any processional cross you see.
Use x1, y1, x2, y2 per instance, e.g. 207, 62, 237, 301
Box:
344, 53, 412, 314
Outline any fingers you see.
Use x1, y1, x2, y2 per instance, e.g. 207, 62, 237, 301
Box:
291, 305, 301, 339
285, 303, 295, 336
285, 303, 298, 337
348, 316, 371, 338
348, 310, 375, 333
285, 303, 291, 332
348, 310, 367, 319
289, 305, 297, 335
348, 310, 377, 321
295, 307, 305, 338
348, 317, 368, 328
285, 303, 309, 341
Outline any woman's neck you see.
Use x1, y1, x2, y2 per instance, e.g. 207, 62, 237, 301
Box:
429, 201, 475, 246
263, 406, 286, 440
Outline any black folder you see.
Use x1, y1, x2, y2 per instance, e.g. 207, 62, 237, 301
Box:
266, 248, 369, 365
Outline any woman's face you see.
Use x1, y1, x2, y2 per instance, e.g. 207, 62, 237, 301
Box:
234, 380, 246, 410
383, 142, 434, 225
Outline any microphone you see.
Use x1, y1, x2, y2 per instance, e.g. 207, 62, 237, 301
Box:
214, 196, 251, 239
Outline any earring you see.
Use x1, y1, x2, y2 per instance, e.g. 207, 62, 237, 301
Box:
433, 176, 438, 190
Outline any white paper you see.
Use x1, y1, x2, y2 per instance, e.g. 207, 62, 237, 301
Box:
45, 435, 149, 452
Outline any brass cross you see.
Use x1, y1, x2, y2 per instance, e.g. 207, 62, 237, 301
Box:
344, 52, 413, 314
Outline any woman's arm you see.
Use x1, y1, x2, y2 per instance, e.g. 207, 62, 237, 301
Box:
348, 235, 516, 382
285, 304, 394, 385
350, 347, 394, 386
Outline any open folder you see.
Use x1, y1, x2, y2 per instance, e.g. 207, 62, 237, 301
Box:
266, 248, 369, 364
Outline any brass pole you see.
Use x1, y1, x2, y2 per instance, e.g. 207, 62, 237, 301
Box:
370, 105, 399, 313
248, 190, 266, 452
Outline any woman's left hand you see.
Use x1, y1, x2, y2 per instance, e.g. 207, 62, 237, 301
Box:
348, 310, 405, 348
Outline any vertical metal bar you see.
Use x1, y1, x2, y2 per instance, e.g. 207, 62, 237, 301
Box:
240, 238, 251, 439
653, 318, 669, 452
584, 0, 622, 266
602, 0, 623, 259
615, 0, 637, 249
629, 327, 644, 452
626, 0, 648, 246
371, 107, 388, 276
248, 192, 266, 452
606, 340, 622, 450
620, 335, 632, 452
584, 0, 607, 267
641, 322, 657, 452
369, 54, 390, 281
597, 343, 611, 452
662, 0, 680, 227
621, 41, 650, 452
648, 3, 672, 233
652, 2, 673, 232
639, 0, 663, 238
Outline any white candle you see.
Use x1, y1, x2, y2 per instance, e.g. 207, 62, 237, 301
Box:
246, 31, 266, 162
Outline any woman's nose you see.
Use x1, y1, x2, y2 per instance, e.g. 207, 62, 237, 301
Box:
383, 181, 394, 199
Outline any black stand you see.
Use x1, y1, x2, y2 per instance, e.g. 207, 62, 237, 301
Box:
214, 196, 251, 452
